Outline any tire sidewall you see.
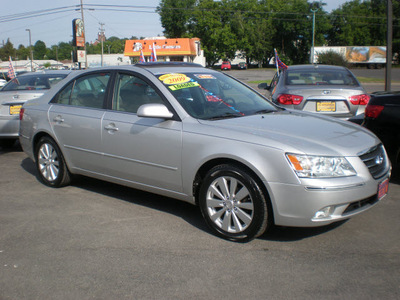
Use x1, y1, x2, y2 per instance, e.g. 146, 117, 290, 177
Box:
199, 164, 269, 242
35, 137, 67, 187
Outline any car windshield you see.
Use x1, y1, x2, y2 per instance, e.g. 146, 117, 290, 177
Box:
285, 69, 359, 86
157, 72, 278, 120
2, 74, 67, 91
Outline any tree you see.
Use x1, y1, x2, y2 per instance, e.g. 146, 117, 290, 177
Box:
33, 40, 47, 59
0, 39, 15, 60
157, 0, 196, 38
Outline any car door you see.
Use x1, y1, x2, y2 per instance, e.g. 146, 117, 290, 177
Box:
49, 72, 111, 173
101, 72, 183, 193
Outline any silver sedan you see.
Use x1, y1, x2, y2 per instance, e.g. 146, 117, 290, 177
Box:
0, 70, 70, 148
259, 64, 370, 121
19, 63, 390, 242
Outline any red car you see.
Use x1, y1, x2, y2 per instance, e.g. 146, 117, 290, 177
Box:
221, 61, 231, 70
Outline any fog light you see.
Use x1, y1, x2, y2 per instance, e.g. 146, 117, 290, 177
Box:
314, 206, 334, 219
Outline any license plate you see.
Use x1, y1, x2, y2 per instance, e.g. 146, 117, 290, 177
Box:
378, 178, 389, 200
9, 105, 22, 115
316, 101, 336, 112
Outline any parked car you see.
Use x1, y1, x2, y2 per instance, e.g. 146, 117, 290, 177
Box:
0, 70, 70, 148
0, 79, 6, 88
258, 65, 370, 120
19, 63, 390, 242
238, 62, 247, 70
221, 61, 231, 70
363, 91, 400, 172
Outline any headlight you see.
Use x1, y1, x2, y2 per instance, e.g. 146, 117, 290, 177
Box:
286, 154, 356, 178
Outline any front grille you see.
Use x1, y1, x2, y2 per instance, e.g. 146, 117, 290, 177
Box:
359, 144, 389, 179
343, 195, 378, 215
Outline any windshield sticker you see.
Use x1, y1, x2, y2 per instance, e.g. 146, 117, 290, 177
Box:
159, 73, 191, 85
194, 74, 216, 80
168, 82, 200, 91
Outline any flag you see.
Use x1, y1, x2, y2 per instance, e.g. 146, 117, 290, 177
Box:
150, 43, 157, 62
7, 56, 16, 80
139, 50, 145, 63
274, 49, 288, 71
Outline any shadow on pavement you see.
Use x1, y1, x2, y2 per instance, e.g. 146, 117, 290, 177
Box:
20, 157, 356, 243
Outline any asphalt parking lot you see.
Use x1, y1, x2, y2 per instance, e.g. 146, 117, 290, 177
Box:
1, 69, 400, 299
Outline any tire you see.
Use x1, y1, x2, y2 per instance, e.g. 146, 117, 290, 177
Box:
35, 136, 71, 187
199, 164, 270, 242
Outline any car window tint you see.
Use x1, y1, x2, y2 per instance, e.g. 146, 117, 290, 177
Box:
53, 81, 74, 105
70, 73, 110, 108
2, 74, 67, 91
113, 73, 164, 113
285, 69, 359, 86
52, 73, 110, 107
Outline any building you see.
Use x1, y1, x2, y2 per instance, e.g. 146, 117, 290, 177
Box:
0, 59, 64, 73
86, 54, 131, 68
124, 37, 205, 66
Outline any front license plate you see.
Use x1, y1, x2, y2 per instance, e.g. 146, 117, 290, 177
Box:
9, 105, 22, 115
316, 101, 336, 112
378, 178, 389, 200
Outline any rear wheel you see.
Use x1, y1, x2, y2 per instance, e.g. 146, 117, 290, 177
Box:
199, 164, 270, 242
35, 136, 71, 187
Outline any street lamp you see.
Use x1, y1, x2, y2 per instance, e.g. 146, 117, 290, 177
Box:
25, 29, 33, 71
309, 2, 326, 64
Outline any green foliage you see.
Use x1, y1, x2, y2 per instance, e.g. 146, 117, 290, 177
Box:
1, 0, 398, 67
317, 50, 349, 67
33, 40, 47, 59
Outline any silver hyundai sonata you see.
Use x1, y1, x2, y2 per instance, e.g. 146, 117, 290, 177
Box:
259, 65, 369, 121
19, 63, 391, 242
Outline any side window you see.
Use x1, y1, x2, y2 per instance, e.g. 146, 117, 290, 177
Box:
70, 73, 110, 108
52, 81, 74, 104
52, 73, 110, 107
113, 73, 164, 113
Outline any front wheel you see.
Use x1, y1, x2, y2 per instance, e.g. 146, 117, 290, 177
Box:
35, 136, 71, 187
199, 164, 270, 242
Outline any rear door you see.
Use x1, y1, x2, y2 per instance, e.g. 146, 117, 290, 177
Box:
49, 72, 111, 173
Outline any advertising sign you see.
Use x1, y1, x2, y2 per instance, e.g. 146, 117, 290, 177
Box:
73, 18, 85, 47
77, 50, 86, 63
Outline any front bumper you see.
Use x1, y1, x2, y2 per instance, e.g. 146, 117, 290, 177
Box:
267, 174, 390, 227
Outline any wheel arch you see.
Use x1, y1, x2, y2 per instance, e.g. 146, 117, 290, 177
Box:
193, 158, 273, 212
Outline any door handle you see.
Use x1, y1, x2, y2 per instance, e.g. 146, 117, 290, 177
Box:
53, 115, 64, 123
104, 124, 119, 132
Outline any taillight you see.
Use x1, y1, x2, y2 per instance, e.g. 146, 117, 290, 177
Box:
19, 108, 25, 121
350, 94, 370, 105
365, 105, 384, 118
277, 94, 303, 105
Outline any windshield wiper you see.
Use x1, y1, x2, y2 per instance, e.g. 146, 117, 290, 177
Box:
254, 109, 277, 115
207, 113, 243, 120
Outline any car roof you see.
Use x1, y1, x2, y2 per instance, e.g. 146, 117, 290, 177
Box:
134, 62, 208, 74
17, 70, 72, 77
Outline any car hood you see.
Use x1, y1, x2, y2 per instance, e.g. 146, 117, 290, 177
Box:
197, 110, 379, 156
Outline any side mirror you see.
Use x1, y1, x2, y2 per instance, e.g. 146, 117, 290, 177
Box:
258, 82, 270, 90
137, 103, 174, 119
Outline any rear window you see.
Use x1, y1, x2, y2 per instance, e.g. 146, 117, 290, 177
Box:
285, 69, 359, 86
2, 74, 67, 91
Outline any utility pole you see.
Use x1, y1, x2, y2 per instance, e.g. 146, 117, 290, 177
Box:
385, 0, 392, 92
99, 23, 105, 67
80, 0, 87, 68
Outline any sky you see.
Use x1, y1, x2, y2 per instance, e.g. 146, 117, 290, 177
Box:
1, 0, 348, 49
